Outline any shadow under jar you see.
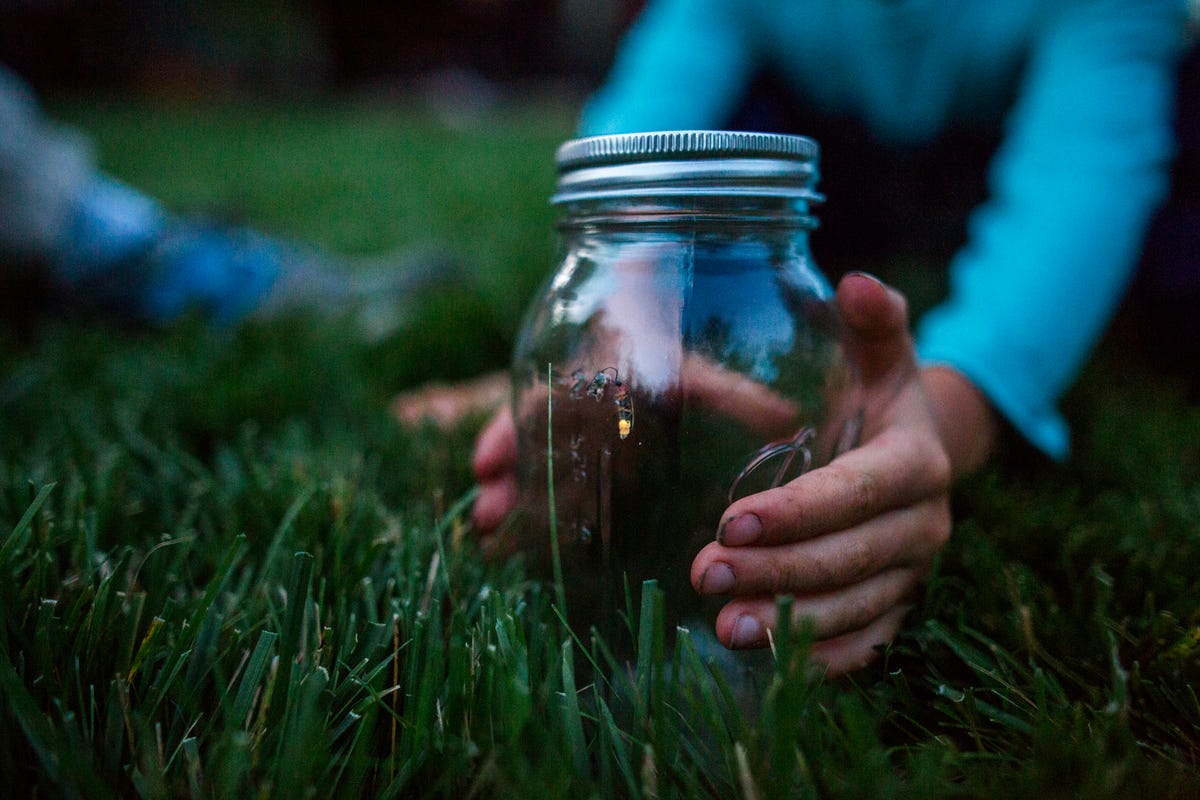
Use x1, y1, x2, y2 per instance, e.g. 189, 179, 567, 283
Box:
510, 131, 862, 666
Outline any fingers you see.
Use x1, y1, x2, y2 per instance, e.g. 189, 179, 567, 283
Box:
713, 569, 918, 646
391, 370, 509, 429
694, 437, 950, 665
692, 342, 954, 669
679, 353, 799, 439
836, 272, 908, 339
717, 425, 951, 547
714, 591, 914, 677
472, 407, 517, 481
472, 473, 519, 536
835, 272, 915, 389
471, 408, 520, 535
695, 498, 950, 597
810, 604, 912, 677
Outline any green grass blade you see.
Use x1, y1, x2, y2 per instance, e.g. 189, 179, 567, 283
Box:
231, 629, 279, 728
0, 482, 56, 565
268, 551, 315, 733
560, 639, 589, 775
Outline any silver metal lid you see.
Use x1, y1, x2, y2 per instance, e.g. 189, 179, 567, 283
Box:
552, 130, 821, 204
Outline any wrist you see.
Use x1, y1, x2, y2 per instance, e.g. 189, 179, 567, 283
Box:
919, 365, 998, 480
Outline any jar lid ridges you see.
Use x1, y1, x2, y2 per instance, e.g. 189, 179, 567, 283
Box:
556, 130, 818, 171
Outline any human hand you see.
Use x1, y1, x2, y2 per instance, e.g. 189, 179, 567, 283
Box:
689, 272, 995, 676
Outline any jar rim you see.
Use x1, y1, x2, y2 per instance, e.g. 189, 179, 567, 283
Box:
552, 130, 821, 204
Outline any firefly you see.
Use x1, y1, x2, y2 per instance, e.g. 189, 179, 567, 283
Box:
612, 376, 633, 440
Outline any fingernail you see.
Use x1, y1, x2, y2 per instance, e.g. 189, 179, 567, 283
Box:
717, 514, 762, 546
730, 614, 764, 649
845, 270, 884, 287
847, 270, 903, 303
698, 563, 735, 594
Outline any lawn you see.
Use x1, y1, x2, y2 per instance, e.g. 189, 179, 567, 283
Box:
1, 96, 1198, 798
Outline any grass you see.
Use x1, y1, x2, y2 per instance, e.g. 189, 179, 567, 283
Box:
1, 96, 1199, 798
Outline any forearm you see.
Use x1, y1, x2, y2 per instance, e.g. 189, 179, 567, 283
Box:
916, 0, 1184, 460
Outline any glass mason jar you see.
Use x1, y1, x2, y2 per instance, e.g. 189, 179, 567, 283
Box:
510, 131, 861, 657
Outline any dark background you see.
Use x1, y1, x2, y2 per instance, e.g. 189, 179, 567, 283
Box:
0, 0, 646, 96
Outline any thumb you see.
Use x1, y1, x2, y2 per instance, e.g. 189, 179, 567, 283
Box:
472, 407, 517, 481
835, 272, 915, 387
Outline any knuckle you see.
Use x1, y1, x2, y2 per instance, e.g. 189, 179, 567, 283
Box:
795, 551, 838, 592
840, 536, 876, 582
848, 469, 880, 517
803, 462, 878, 523
766, 558, 802, 595
771, 479, 809, 518
847, 593, 881, 630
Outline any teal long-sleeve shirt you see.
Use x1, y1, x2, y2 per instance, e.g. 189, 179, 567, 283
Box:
580, 0, 1188, 458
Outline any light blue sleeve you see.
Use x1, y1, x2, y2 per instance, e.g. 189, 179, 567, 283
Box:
578, 0, 758, 135
915, 0, 1186, 459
